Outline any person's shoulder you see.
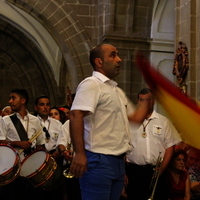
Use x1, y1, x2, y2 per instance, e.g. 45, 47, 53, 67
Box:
62, 119, 69, 127
62, 120, 69, 130
153, 111, 169, 121
28, 113, 42, 124
80, 76, 96, 83
28, 113, 38, 119
49, 117, 62, 125
2, 113, 14, 121
77, 76, 103, 93
77, 76, 98, 87
116, 86, 125, 92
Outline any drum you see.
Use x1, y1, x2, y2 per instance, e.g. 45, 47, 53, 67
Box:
0, 144, 21, 186
19, 150, 63, 190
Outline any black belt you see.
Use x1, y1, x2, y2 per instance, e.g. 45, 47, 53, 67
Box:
128, 163, 155, 169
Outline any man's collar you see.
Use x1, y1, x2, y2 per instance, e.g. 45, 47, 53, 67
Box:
147, 110, 159, 120
92, 71, 118, 87
16, 110, 29, 119
37, 114, 50, 122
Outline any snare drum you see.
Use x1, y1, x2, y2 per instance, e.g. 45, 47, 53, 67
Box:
0, 144, 21, 186
19, 150, 62, 190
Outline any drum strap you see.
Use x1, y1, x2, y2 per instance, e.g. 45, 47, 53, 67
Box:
10, 114, 28, 141
10, 114, 32, 155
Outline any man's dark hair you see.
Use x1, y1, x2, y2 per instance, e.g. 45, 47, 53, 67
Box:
137, 88, 152, 99
89, 44, 105, 69
34, 95, 50, 106
11, 89, 29, 105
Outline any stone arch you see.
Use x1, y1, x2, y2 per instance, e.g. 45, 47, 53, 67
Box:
0, 0, 95, 110
6, 0, 93, 89
0, 20, 59, 110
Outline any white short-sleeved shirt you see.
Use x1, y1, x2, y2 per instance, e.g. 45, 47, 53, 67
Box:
126, 110, 182, 165
37, 116, 62, 152
0, 112, 45, 159
57, 120, 71, 147
71, 71, 133, 156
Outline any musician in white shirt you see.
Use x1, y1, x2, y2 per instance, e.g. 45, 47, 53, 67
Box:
0, 89, 45, 161
34, 95, 62, 155
0, 89, 45, 200
126, 88, 182, 200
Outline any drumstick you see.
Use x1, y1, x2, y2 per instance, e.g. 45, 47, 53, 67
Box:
18, 127, 43, 154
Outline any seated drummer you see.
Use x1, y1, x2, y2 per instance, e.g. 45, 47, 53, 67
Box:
0, 89, 45, 161
0, 89, 45, 200
34, 95, 62, 158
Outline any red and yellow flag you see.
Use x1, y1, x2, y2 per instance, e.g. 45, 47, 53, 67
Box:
136, 53, 200, 149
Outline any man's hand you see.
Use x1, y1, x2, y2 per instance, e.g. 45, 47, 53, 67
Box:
69, 152, 87, 178
17, 141, 32, 150
63, 150, 73, 162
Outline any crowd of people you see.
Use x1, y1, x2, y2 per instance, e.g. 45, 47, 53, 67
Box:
0, 43, 200, 200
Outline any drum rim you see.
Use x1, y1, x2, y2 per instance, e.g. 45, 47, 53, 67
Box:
0, 144, 21, 186
0, 144, 20, 176
20, 150, 49, 178
19, 152, 57, 188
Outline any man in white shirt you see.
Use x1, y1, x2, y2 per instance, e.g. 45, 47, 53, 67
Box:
0, 89, 45, 160
126, 88, 182, 200
33, 95, 64, 199
0, 89, 45, 200
34, 95, 62, 155
69, 44, 149, 200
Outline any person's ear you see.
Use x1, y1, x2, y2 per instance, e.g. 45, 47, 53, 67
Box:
21, 98, 26, 105
94, 58, 103, 68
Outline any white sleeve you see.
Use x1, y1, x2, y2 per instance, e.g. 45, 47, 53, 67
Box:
0, 117, 7, 140
57, 120, 71, 147
71, 78, 100, 114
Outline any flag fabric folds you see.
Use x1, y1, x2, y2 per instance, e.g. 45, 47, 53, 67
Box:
136, 53, 200, 149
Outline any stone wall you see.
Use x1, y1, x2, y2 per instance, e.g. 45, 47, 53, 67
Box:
0, 0, 175, 110
175, 0, 199, 100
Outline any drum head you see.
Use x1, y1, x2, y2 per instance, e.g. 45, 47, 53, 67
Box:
0, 146, 16, 174
20, 151, 47, 177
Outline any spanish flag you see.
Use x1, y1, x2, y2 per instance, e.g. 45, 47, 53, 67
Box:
136, 53, 200, 149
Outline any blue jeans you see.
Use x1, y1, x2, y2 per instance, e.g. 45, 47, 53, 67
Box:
79, 151, 125, 200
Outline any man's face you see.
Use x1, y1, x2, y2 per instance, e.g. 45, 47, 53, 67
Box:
63, 107, 70, 120
35, 98, 50, 117
186, 150, 200, 169
101, 44, 122, 79
9, 93, 25, 112
138, 93, 155, 111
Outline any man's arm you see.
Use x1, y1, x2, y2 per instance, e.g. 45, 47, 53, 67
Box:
69, 110, 88, 178
184, 175, 191, 200
0, 140, 32, 150
128, 99, 150, 124
160, 145, 175, 174
58, 144, 73, 162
